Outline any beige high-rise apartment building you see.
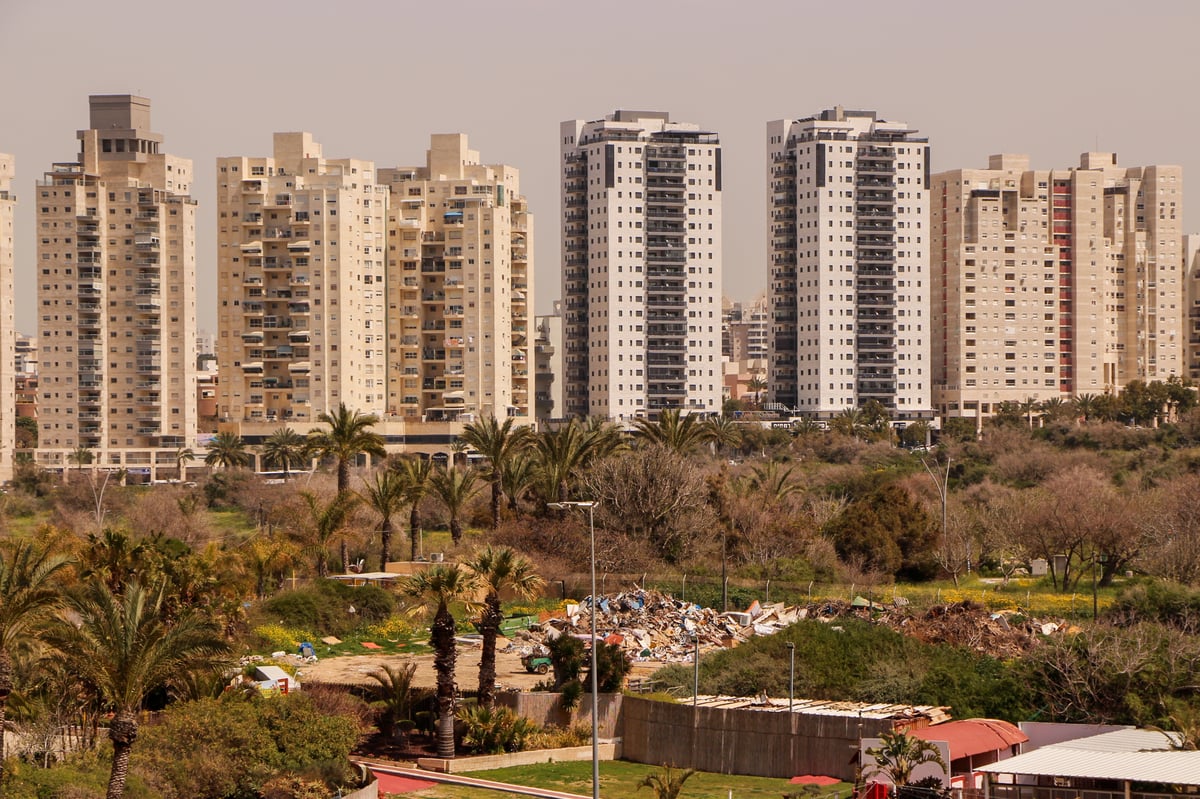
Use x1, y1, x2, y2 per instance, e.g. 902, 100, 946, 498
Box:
768, 107, 932, 424
560, 111, 723, 422
932, 153, 1183, 422
378, 134, 533, 424
1185, 233, 1200, 380
0, 154, 16, 481
36, 96, 197, 478
216, 133, 389, 434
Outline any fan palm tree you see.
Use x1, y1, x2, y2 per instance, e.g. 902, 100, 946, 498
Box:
460, 416, 535, 529
359, 469, 410, 570
636, 765, 697, 799
0, 542, 72, 770
300, 490, 358, 577
402, 564, 480, 758
398, 457, 435, 560
204, 431, 249, 470
829, 407, 867, 440
260, 427, 307, 479
307, 403, 386, 495
632, 409, 708, 455
429, 464, 481, 545
44, 579, 229, 799
171, 447, 195, 482
747, 374, 767, 407
863, 729, 948, 787
465, 546, 544, 707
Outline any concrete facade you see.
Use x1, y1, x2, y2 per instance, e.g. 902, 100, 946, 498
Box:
768, 107, 932, 423
933, 154, 1184, 421
378, 134, 533, 424
533, 304, 563, 422
35, 96, 197, 476
0, 155, 16, 480
216, 133, 388, 431
560, 111, 723, 422
1185, 233, 1200, 380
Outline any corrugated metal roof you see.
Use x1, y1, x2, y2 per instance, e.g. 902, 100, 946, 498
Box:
979, 729, 1200, 784
689, 695, 950, 722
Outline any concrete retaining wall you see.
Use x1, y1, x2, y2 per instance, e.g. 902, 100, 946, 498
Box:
620, 696, 895, 781
417, 742, 622, 773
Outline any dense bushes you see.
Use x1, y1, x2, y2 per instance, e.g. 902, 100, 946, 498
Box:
262, 579, 394, 637
652, 618, 1032, 721
133, 692, 366, 799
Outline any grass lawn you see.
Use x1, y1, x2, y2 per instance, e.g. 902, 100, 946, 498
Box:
409, 760, 848, 799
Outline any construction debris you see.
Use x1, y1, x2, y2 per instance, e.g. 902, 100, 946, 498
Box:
506, 591, 1068, 665
509, 589, 805, 663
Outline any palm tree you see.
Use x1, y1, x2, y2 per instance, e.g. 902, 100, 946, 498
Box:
702, 415, 741, 455
399, 457, 434, 560
500, 453, 537, 513
402, 564, 480, 758
68, 444, 94, 474
172, 447, 195, 482
241, 534, 298, 599
636, 765, 697, 799
863, 730, 948, 788
307, 403, 386, 495
1019, 397, 1041, 430
0, 542, 72, 769
749, 461, 800, 504
633, 409, 708, 455
204, 431, 249, 470
460, 416, 535, 529
359, 469, 410, 570
300, 491, 358, 577
429, 464, 481, 545
829, 408, 867, 439
260, 427, 307, 479
465, 546, 544, 707
535, 419, 601, 504
1073, 392, 1099, 424
369, 662, 418, 739
45, 579, 229, 799
747, 374, 767, 407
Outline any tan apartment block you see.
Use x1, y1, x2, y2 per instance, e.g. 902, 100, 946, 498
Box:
36, 96, 197, 479
378, 134, 533, 424
1186, 234, 1200, 379
933, 153, 1183, 423
0, 154, 16, 481
216, 133, 389, 433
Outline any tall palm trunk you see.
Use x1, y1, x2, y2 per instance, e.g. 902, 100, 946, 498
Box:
0, 649, 11, 769
490, 480, 503, 529
450, 517, 463, 544
379, 517, 393, 571
431, 601, 457, 758
340, 540, 350, 574
106, 710, 138, 799
337, 457, 351, 495
477, 592, 502, 707
410, 504, 422, 561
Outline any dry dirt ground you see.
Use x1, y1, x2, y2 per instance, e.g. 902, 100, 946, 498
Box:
299, 644, 662, 690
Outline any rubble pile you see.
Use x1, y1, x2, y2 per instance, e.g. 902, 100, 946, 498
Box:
806, 598, 1066, 657
509, 589, 805, 663
507, 591, 1068, 665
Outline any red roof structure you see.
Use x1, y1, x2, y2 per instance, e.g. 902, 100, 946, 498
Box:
911, 719, 1028, 761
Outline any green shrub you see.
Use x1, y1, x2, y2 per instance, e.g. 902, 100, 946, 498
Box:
262, 579, 395, 637
1107, 581, 1200, 629
456, 705, 540, 754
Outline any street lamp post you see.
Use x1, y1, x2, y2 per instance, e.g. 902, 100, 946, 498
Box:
693, 634, 700, 708
549, 500, 599, 799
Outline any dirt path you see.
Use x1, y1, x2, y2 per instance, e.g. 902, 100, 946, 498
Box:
299, 644, 663, 690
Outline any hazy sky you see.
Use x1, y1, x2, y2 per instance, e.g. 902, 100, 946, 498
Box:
2, 0, 1197, 334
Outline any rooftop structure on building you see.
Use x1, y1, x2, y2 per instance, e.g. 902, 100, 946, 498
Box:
36, 96, 197, 480
378, 134, 533, 424
560, 110, 723, 422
